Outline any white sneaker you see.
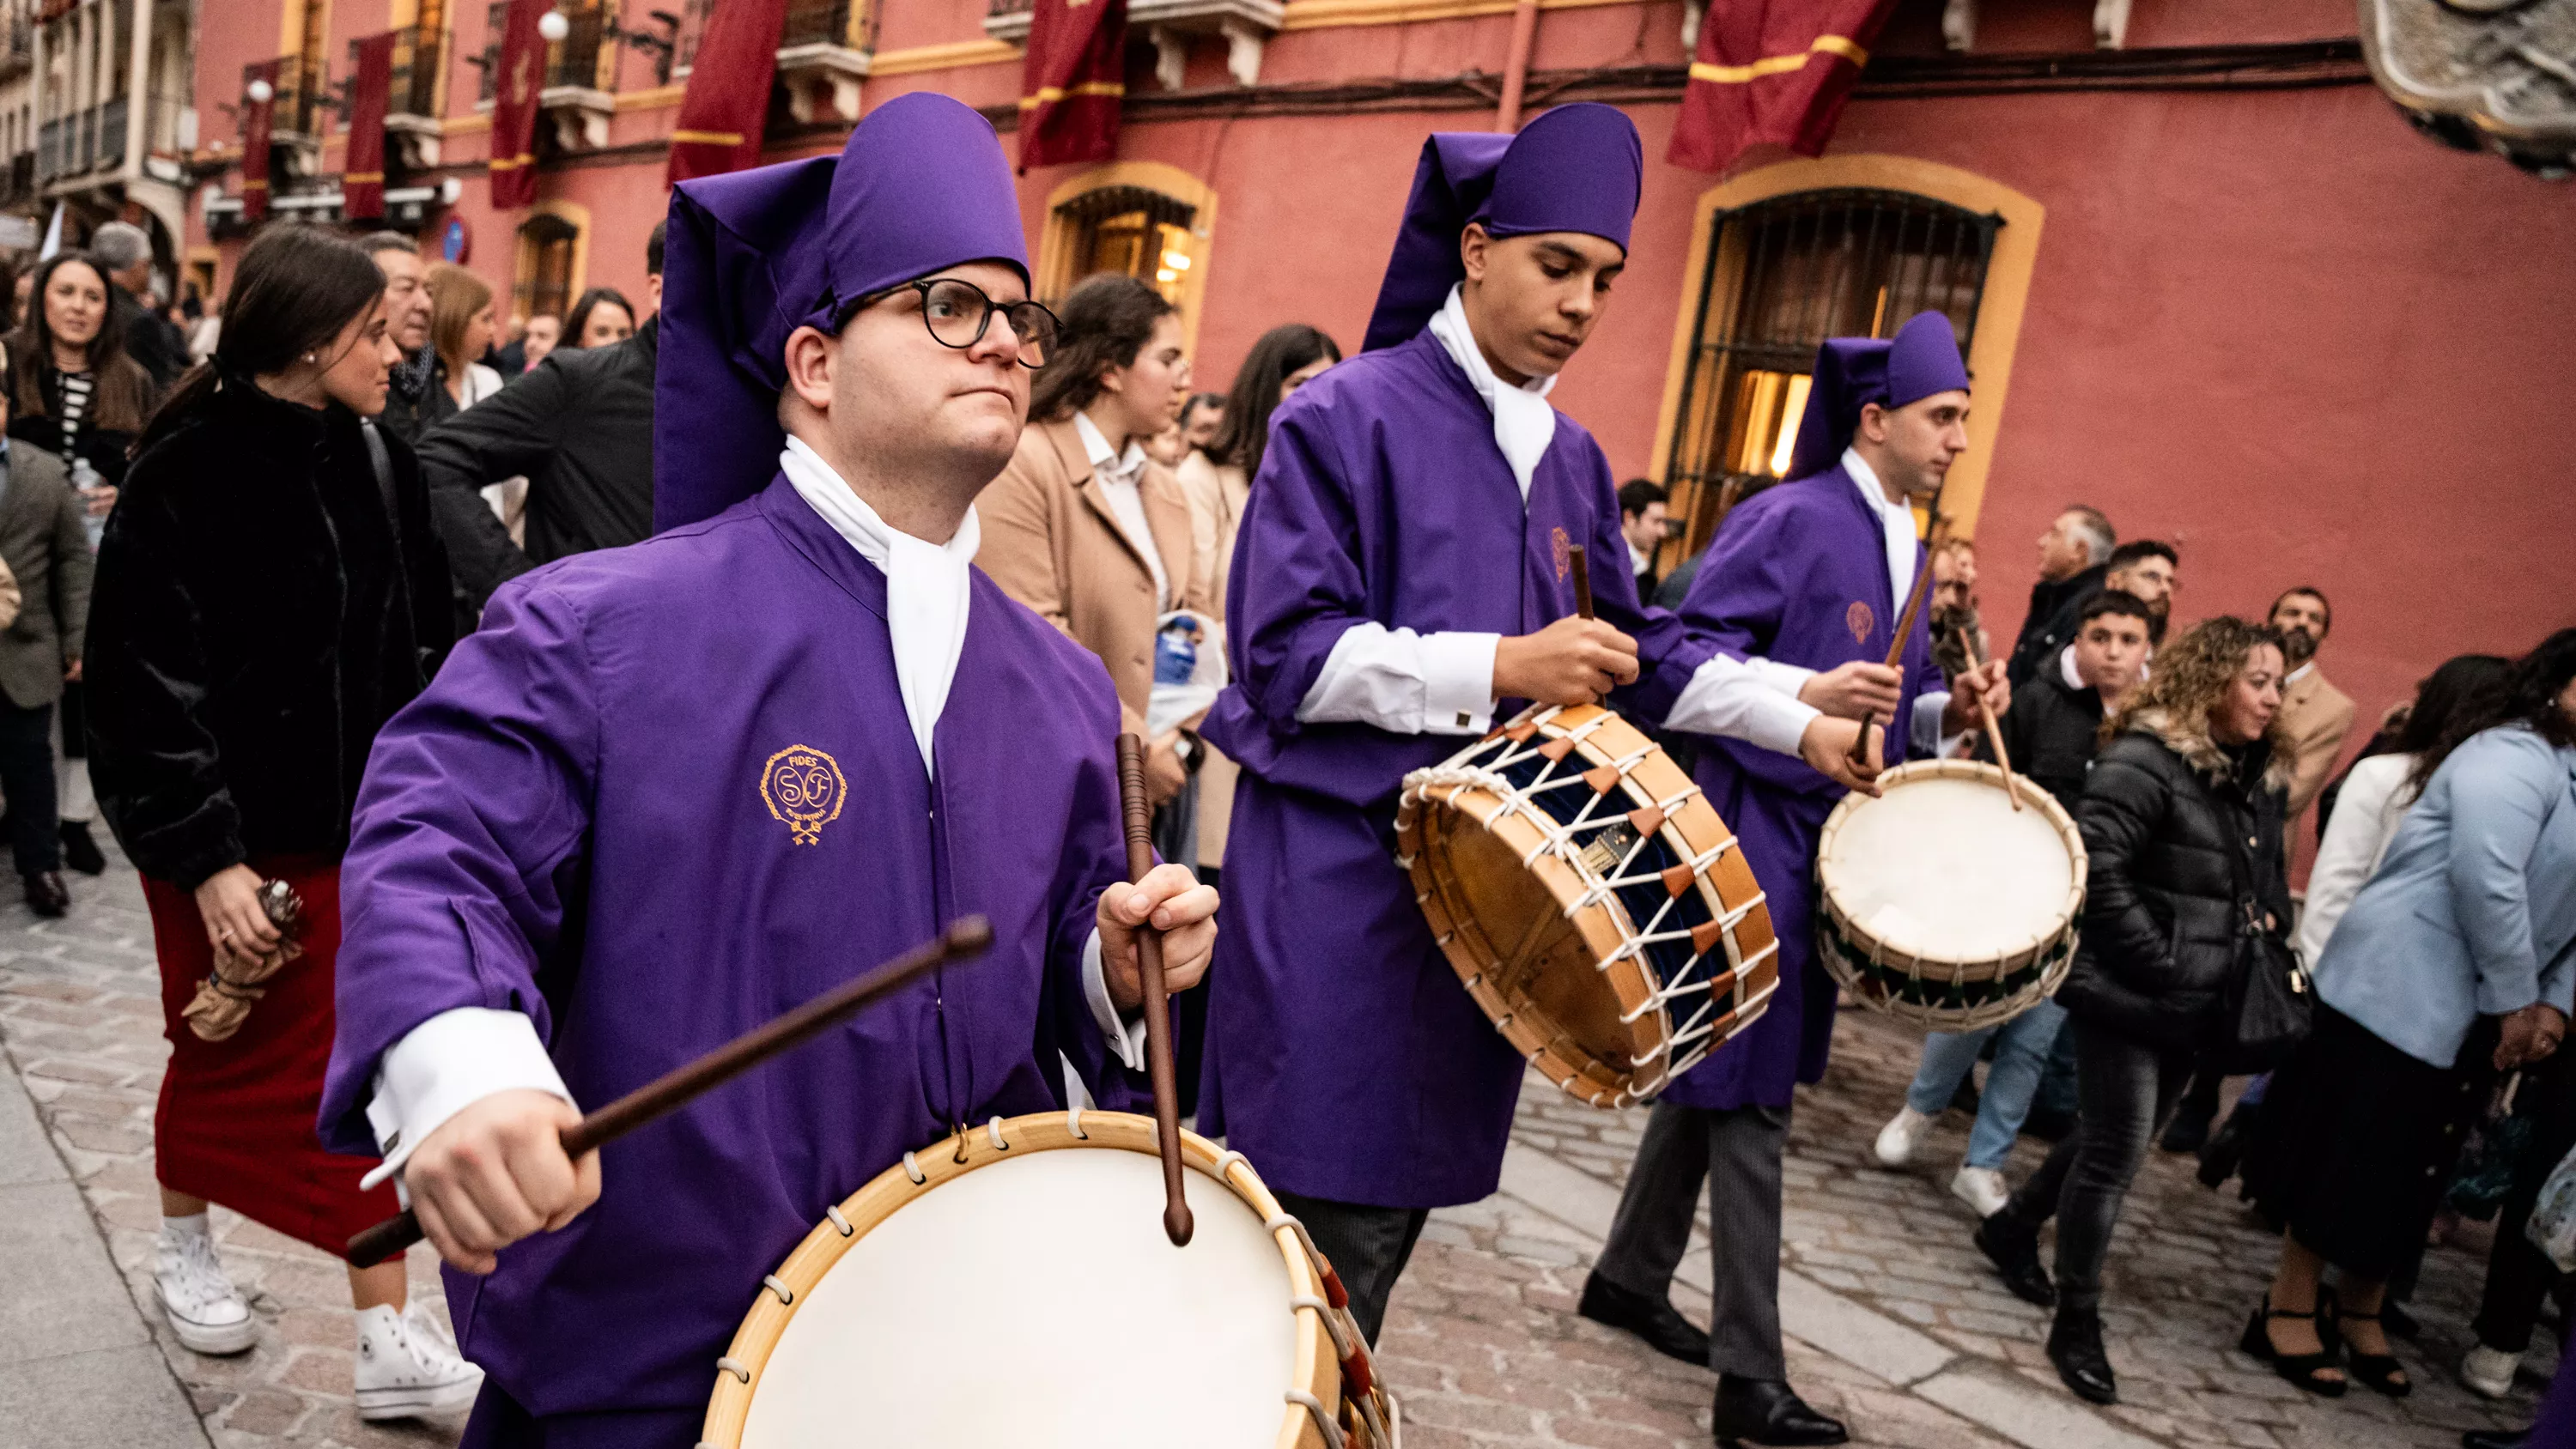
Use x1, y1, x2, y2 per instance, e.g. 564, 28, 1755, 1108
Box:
2461, 1343, 2522, 1398
354, 1303, 484, 1421
1951, 1165, 2011, 1218
1874, 1106, 1935, 1167
154, 1220, 257, 1355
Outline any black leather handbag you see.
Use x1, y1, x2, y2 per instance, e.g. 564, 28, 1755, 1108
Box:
2215, 815, 2312, 1072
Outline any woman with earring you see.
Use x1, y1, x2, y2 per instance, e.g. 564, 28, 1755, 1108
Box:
82, 226, 477, 1421
978, 274, 1209, 809
6, 250, 158, 890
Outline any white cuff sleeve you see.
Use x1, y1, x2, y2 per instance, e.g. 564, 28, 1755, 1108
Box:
1295, 621, 1499, 736
1914, 691, 1958, 759
359, 1008, 573, 1192
1081, 928, 1148, 1072
1664, 653, 1822, 758
1746, 657, 1817, 698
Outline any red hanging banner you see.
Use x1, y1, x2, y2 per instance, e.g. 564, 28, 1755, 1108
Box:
489, 0, 548, 208
1668, 0, 1898, 173
240, 59, 282, 221
1017, 0, 1126, 171
343, 33, 397, 220
665, 0, 790, 185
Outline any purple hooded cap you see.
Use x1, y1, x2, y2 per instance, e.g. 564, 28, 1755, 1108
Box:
653, 93, 1031, 533
1783, 311, 1972, 480
1362, 104, 1645, 351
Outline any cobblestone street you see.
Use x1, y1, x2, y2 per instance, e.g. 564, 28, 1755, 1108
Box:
0, 850, 2552, 1447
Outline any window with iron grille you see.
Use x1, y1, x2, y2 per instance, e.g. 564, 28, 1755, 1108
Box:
514, 212, 580, 323
392, 0, 447, 116
481, 2, 505, 102
1662, 189, 1999, 553
1048, 185, 1198, 308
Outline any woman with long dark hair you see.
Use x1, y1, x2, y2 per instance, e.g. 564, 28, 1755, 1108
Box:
1973, 616, 2293, 1407
2245, 628, 2576, 1400
83, 225, 477, 1417
1182, 322, 1340, 616
560, 286, 635, 349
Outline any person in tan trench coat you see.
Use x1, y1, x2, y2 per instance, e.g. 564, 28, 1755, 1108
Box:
979, 275, 1209, 804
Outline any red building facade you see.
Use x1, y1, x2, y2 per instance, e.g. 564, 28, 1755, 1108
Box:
188, 0, 2575, 862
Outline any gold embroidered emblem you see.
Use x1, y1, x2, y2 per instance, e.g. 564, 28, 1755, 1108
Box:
760, 745, 848, 846
1551, 526, 1572, 581
1846, 601, 1874, 645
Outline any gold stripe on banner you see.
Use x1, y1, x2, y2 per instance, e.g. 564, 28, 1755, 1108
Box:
344, 172, 385, 183
243, 179, 270, 191
1688, 33, 1867, 86
669, 130, 744, 145
489, 152, 537, 170
1018, 81, 1127, 109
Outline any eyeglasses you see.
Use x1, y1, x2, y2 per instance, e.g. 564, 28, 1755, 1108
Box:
850, 278, 1059, 369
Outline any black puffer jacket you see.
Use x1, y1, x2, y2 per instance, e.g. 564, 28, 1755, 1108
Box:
85, 374, 454, 888
2053, 707, 2293, 1050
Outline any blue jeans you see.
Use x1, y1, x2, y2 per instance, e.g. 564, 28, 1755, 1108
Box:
1903, 998, 2070, 1169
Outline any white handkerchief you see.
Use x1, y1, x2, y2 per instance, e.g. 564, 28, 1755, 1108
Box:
1428, 283, 1556, 500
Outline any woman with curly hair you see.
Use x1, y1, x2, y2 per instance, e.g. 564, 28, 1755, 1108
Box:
1971, 615, 2292, 1407
2243, 627, 2576, 1403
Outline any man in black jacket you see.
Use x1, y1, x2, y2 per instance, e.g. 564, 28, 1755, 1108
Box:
2006, 505, 2113, 687
418, 223, 663, 613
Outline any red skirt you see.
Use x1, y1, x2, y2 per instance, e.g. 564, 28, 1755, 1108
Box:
149, 856, 399, 1259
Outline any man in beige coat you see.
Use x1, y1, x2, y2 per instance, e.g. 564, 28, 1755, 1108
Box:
977, 276, 1208, 804
2269, 585, 2356, 830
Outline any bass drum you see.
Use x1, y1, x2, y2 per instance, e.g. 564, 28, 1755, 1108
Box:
700, 1109, 1398, 1449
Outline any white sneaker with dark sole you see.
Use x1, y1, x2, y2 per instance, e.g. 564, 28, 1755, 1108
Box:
154, 1227, 258, 1356
1951, 1164, 2011, 1218
355, 1304, 483, 1421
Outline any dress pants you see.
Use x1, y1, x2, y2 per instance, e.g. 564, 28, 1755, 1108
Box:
1994, 1017, 2193, 1314
0, 699, 61, 876
1594, 1100, 1791, 1380
1270, 1188, 1430, 1346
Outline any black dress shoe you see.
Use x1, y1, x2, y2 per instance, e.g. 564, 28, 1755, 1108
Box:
2047, 1310, 2118, 1404
1973, 1215, 2056, 1308
1578, 1272, 1710, 1367
2196, 1103, 2255, 1189
59, 821, 106, 876
1710, 1377, 1848, 1446
22, 870, 67, 918
2463, 1428, 2530, 1449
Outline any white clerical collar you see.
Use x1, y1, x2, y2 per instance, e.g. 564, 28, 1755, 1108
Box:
2286, 661, 2315, 687
1427, 283, 1554, 500
779, 436, 975, 776
1840, 446, 1917, 610
1073, 409, 1148, 490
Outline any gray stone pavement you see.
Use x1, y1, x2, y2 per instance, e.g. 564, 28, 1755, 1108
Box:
0, 847, 2553, 1446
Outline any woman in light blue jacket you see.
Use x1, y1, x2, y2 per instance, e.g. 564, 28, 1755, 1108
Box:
2245, 628, 2576, 1399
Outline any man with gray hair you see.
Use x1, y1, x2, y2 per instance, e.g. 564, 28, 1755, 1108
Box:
2007, 503, 2115, 687
356, 232, 442, 446
90, 221, 189, 388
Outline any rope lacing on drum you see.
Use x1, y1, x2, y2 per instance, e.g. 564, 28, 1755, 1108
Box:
716, 1355, 751, 1385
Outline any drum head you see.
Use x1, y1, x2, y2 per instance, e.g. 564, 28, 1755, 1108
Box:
738, 1149, 1296, 1448
1823, 771, 2076, 963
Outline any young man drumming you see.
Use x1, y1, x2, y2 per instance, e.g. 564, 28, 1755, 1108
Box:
1199, 103, 1879, 1349
319, 95, 1215, 1447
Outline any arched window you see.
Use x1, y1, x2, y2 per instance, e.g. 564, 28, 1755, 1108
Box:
513, 211, 580, 324
1036, 163, 1216, 351
1662, 188, 1999, 551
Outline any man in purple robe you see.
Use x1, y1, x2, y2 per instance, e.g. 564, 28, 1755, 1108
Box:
1198, 103, 1880, 1350
318, 94, 1217, 1447
1579, 312, 2012, 1446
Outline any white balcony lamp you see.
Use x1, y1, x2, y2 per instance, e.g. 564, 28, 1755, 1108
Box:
538, 9, 570, 42
246, 79, 273, 104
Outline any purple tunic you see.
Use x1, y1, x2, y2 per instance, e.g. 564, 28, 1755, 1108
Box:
1198, 330, 1714, 1208
321, 476, 1130, 1433
1658, 465, 1935, 1110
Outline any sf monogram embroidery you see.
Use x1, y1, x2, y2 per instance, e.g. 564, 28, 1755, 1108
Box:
1551, 526, 1572, 581
761, 745, 848, 846
1846, 601, 1875, 646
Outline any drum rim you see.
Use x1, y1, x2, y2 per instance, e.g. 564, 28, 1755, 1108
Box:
1399, 703, 1779, 1108
1814, 758, 2089, 982
699, 1111, 1346, 1449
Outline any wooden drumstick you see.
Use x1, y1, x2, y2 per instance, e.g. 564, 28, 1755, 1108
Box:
1116, 734, 1195, 1247
1846, 518, 1948, 766
1959, 629, 2023, 812
1567, 543, 1595, 621
345, 919, 995, 1269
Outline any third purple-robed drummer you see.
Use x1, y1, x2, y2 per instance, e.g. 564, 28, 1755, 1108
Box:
317, 94, 1217, 1447
1197, 103, 1879, 1350
1583, 313, 2013, 1446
